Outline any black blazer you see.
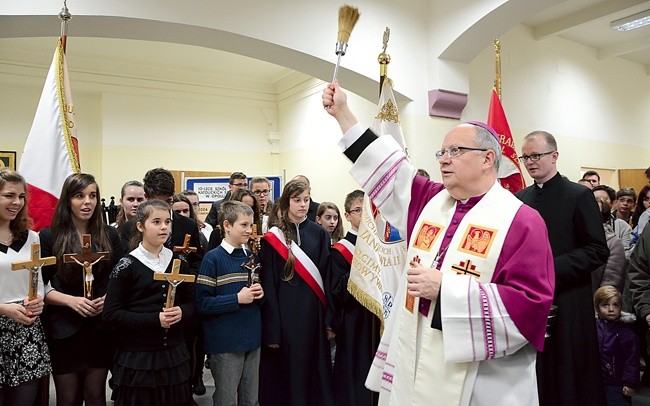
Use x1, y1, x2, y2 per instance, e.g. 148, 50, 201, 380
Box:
40, 226, 124, 339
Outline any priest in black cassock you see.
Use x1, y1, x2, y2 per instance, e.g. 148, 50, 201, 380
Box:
327, 190, 379, 406
516, 130, 609, 406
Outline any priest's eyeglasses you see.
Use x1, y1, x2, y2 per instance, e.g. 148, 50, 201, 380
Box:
518, 151, 556, 163
434, 146, 487, 160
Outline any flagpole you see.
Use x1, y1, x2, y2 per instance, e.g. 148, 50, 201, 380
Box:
58, 0, 71, 53
378, 27, 390, 97
493, 38, 501, 100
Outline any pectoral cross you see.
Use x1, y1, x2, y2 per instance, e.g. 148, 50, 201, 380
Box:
11, 243, 57, 300
153, 259, 196, 308
240, 254, 261, 287
63, 234, 109, 299
173, 234, 197, 257
249, 224, 262, 255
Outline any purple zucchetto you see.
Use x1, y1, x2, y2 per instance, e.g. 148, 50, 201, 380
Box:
465, 121, 499, 142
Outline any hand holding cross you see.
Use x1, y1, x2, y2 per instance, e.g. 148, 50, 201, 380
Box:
152, 258, 196, 309
11, 242, 56, 300
241, 254, 261, 287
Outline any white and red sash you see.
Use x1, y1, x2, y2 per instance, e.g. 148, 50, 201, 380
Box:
264, 226, 327, 307
332, 238, 354, 265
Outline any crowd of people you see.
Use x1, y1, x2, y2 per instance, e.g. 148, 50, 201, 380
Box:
1, 82, 650, 406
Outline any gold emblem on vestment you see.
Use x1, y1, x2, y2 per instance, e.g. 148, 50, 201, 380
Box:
458, 224, 497, 259
413, 222, 444, 251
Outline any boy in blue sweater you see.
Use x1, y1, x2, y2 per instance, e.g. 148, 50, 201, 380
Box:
195, 200, 264, 406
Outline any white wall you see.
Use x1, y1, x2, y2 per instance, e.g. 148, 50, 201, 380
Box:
2, 20, 650, 213
461, 24, 650, 184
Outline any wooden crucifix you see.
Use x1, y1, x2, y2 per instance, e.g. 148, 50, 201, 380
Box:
63, 234, 109, 300
241, 254, 261, 287
11, 243, 57, 300
173, 234, 197, 257
153, 259, 196, 308
250, 224, 262, 255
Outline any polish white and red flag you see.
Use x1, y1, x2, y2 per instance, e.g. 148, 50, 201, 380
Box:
19, 37, 80, 231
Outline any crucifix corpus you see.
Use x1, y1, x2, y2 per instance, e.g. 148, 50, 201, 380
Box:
173, 234, 197, 257
153, 259, 196, 308
63, 234, 108, 299
241, 254, 261, 287
11, 243, 57, 300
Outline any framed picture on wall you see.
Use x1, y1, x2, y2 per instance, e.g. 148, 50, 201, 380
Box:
0, 151, 16, 170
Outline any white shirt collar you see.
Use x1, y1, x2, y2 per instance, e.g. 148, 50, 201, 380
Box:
220, 239, 248, 255
130, 243, 173, 273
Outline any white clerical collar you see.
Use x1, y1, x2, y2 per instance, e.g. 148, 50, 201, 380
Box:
349, 229, 358, 236
130, 243, 173, 273
220, 239, 248, 255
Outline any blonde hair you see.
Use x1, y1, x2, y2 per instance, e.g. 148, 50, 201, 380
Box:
593, 285, 620, 310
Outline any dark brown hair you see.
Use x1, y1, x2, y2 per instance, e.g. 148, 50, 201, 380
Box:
276, 180, 309, 281
51, 173, 113, 284
316, 202, 344, 243
0, 169, 32, 236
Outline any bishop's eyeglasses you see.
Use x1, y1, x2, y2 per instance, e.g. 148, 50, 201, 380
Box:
518, 151, 556, 163
434, 146, 487, 160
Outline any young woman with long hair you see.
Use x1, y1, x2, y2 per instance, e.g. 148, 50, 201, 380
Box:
41, 173, 124, 406
258, 180, 334, 406
0, 169, 51, 405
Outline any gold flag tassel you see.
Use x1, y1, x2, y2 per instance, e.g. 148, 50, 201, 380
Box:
332, 5, 360, 83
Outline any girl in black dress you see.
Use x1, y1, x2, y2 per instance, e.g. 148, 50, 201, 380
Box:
41, 173, 123, 406
103, 199, 194, 406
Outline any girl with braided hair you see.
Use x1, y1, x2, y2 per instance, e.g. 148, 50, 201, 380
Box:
258, 179, 334, 406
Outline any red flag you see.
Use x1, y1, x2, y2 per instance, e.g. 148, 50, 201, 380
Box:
487, 88, 525, 193
19, 38, 80, 231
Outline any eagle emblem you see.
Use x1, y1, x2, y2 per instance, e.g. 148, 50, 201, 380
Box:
458, 225, 497, 259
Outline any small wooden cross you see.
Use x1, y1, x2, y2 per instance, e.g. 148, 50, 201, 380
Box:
250, 224, 262, 254
173, 234, 197, 257
240, 254, 261, 287
63, 234, 109, 299
11, 243, 57, 300
153, 259, 196, 308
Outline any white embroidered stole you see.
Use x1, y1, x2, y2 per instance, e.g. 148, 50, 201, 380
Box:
379, 182, 520, 406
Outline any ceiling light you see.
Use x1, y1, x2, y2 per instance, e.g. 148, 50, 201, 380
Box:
611, 9, 650, 32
